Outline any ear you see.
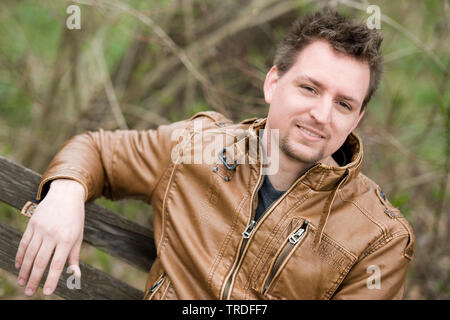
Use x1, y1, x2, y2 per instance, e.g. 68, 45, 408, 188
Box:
263, 66, 279, 104
350, 108, 366, 132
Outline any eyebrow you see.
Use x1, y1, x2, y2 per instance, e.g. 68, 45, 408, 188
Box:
294, 75, 361, 105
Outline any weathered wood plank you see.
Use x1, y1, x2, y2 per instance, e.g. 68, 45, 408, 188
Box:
0, 155, 156, 272
0, 221, 144, 299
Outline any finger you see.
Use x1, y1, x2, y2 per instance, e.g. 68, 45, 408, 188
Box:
42, 243, 72, 296
15, 225, 34, 270
67, 239, 82, 278
24, 239, 56, 296
17, 234, 42, 287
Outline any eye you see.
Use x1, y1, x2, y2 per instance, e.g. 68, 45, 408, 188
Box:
300, 85, 317, 94
338, 101, 352, 110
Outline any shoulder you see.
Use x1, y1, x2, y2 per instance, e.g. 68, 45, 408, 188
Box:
189, 111, 234, 127
341, 173, 415, 260
187, 111, 263, 133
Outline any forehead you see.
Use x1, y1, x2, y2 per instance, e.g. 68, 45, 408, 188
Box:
286, 40, 370, 102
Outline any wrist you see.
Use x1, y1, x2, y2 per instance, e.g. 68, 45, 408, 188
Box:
49, 179, 86, 200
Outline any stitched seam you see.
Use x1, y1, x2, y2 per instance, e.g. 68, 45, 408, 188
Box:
361, 232, 410, 260
306, 219, 357, 260
148, 161, 175, 204
157, 163, 179, 255
307, 225, 358, 300
360, 235, 392, 259
207, 192, 249, 293
309, 224, 357, 260
317, 168, 326, 189
323, 259, 355, 299
157, 123, 195, 254
107, 131, 119, 199
313, 226, 357, 299
160, 277, 171, 300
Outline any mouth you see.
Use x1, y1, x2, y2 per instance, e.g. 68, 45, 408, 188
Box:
295, 124, 325, 139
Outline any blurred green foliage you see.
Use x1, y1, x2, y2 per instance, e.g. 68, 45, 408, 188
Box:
0, 0, 448, 299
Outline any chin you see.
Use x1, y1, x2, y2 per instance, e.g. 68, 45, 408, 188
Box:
280, 138, 324, 164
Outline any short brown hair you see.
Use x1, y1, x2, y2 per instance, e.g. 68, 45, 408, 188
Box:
274, 8, 383, 110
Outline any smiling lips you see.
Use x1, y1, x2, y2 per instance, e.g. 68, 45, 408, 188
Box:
295, 124, 325, 140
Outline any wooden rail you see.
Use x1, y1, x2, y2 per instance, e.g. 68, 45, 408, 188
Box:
0, 155, 156, 299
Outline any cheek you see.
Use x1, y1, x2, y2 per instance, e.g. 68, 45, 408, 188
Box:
329, 117, 359, 145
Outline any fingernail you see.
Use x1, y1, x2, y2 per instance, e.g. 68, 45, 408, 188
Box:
43, 287, 52, 295
18, 278, 25, 286
25, 288, 34, 296
15, 262, 20, 269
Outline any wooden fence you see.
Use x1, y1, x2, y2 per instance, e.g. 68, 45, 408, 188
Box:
0, 155, 156, 299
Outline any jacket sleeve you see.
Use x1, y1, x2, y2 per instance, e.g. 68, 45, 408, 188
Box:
331, 230, 415, 300
36, 119, 191, 203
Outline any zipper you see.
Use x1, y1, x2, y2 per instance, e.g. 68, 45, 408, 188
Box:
221, 156, 266, 300
220, 145, 319, 299
144, 273, 166, 300
242, 220, 257, 238
262, 220, 308, 295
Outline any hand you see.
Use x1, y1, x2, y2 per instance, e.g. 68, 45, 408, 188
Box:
15, 179, 86, 296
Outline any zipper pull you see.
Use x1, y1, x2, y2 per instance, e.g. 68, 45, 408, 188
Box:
242, 220, 257, 239
288, 221, 308, 244
150, 275, 165, 293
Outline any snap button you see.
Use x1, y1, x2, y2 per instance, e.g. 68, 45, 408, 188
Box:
217, 122, 225, 127
379, 189, 386, 201
212, 166, 218, 173
385, 209, 396, 219
224, 176, 230, 182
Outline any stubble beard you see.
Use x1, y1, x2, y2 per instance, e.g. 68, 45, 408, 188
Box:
279, 135, 325, 165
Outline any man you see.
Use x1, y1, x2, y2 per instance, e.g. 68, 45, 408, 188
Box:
15, 9, 415, 299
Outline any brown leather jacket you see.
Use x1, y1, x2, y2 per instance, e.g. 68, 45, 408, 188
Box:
35, 111, 415, 300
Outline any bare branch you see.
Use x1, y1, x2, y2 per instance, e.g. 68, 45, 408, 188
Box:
94, 39, 129, 130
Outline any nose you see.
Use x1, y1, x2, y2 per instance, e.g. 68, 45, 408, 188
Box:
309, 97, 332, 125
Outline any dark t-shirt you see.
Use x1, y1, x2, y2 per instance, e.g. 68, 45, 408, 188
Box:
254, 175, 285, 222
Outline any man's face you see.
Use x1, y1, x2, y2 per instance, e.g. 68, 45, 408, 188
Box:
264, 40, 369, 165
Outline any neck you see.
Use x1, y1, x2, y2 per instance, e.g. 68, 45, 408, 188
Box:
260, 124, 339, 191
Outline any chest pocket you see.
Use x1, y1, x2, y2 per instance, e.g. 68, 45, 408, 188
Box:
256, 222, 356, 300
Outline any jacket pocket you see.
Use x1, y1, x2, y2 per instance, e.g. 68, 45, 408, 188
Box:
261, 220, 309, 295
259, 224, 356, 300
144, 273, 166, 300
